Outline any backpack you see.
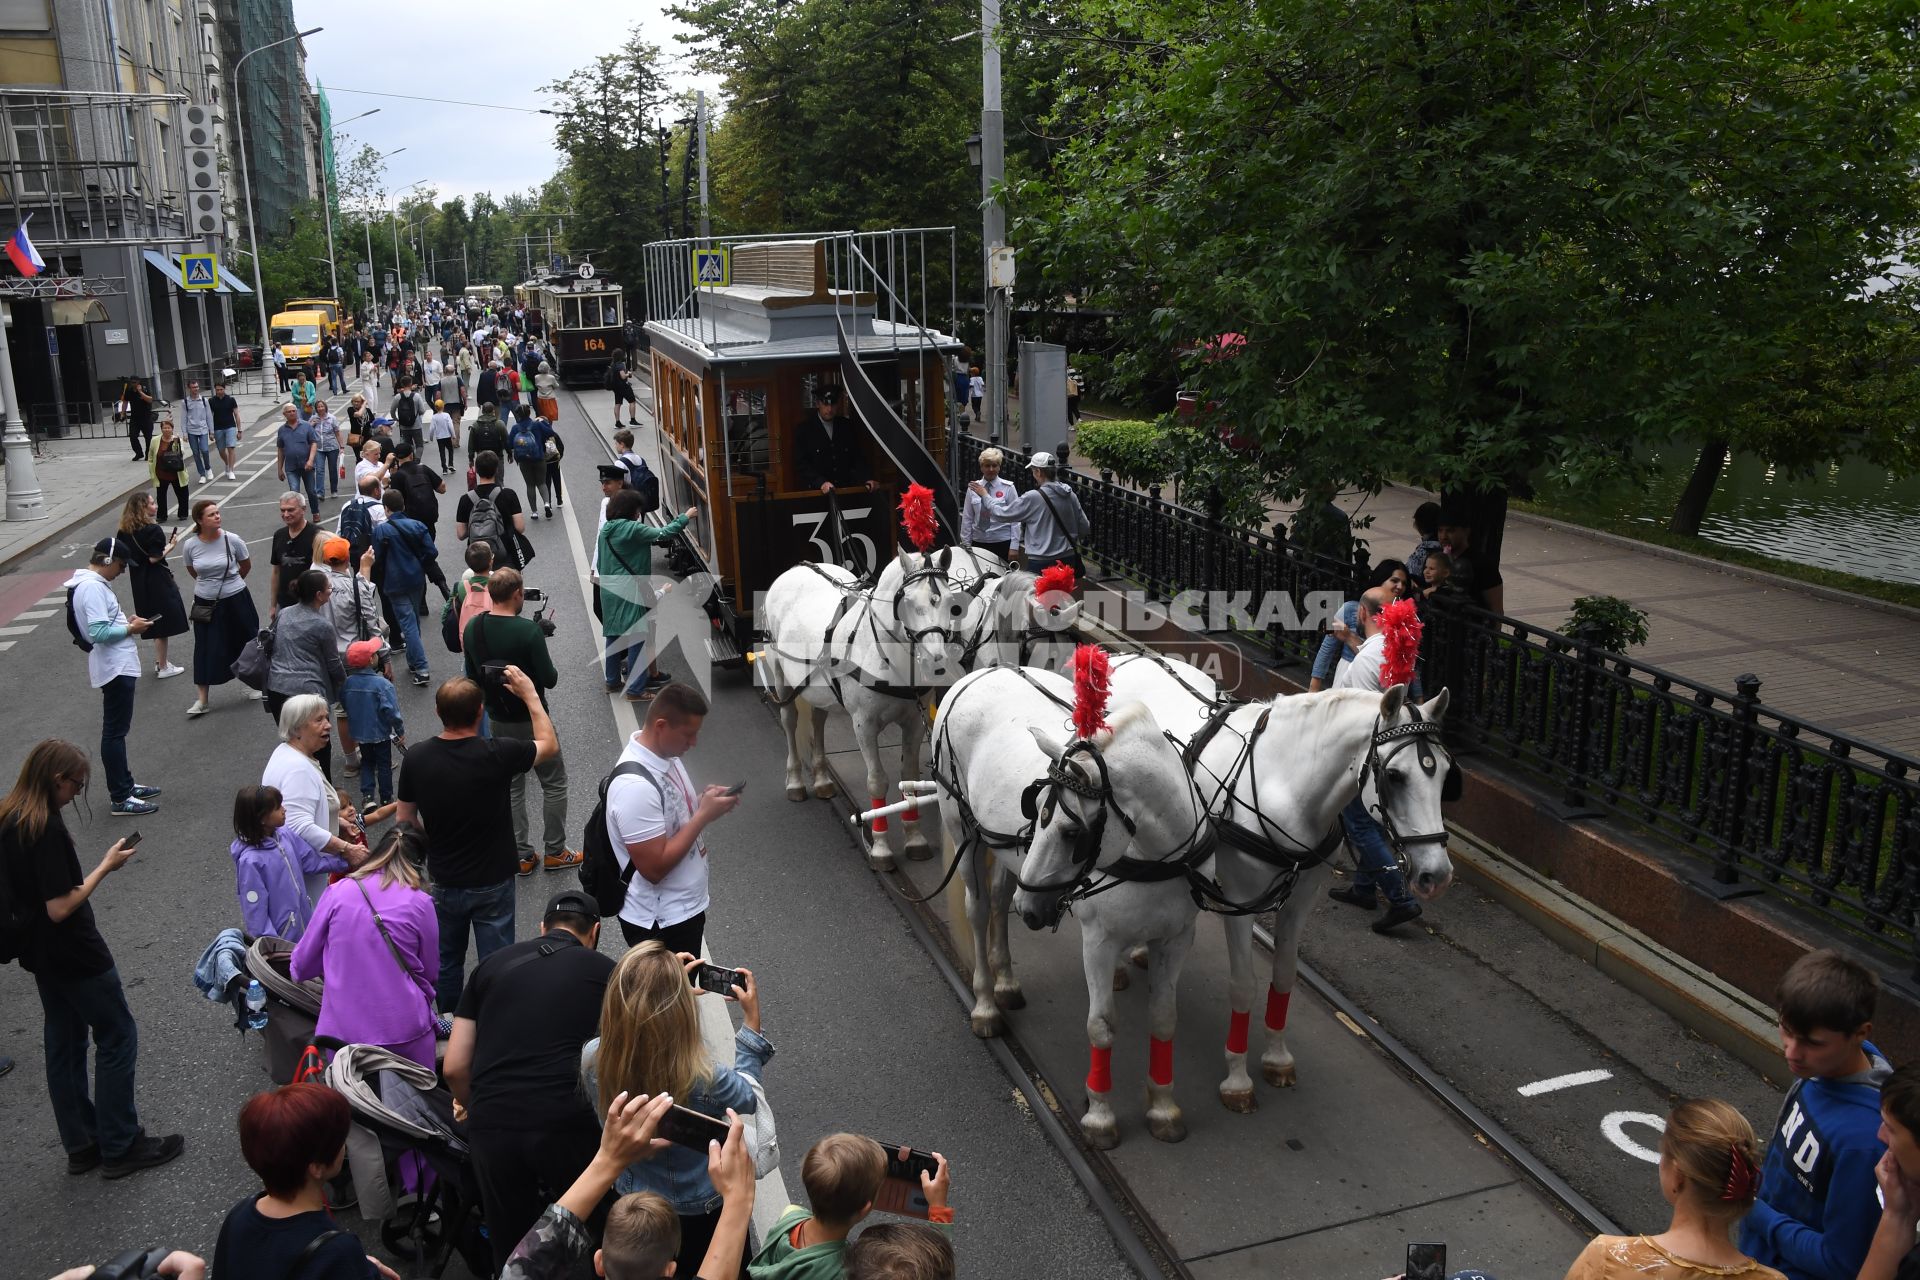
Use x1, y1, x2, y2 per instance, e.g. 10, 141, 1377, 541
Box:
440, 574, 492, 653
623, 457, 661, 515
390, 464, 438, 525
394, 393, 419, 427
157, 439, 184, 478
338, 498, 376, 565
0, 818, 27, 965
65, 586, 93, 653
579, 761, 666, 917
603, 364, 622, 392
509, 421, 543, 464
464, 490, 510, 567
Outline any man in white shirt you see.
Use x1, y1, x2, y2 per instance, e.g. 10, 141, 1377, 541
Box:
604, 683, 740, 955
66, 539, 159, 817
1327, 586, 1419, 933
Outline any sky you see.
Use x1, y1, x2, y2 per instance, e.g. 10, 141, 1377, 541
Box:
290, 0, 721, 207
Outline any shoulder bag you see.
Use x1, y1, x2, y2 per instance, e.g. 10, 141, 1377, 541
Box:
230, 606, 280, 691
188, 533, 237, 626
352, 877, 437, 1016
1033, 483, 1089, 577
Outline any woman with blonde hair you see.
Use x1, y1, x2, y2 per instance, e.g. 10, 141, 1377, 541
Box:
1563, 1098, 1785, 1279
115, 491, 187, 679
580, 940, 771, 1278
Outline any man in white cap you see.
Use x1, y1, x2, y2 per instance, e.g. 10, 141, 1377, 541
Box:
970, 450, 1090, 579
65, 538, 159, 817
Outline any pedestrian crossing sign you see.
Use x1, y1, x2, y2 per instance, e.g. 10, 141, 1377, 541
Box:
180, 253, 217, 290
693, 248, 729, 288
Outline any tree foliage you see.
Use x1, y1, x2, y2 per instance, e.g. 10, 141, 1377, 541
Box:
1017, 0, 1920, 533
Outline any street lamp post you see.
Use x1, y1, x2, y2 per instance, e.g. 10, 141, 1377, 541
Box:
364, 147, 405, 319
974, 0, 1011, 445
233, 25, 324, 351
392, 179, 429, 310
322, 107, 380, 307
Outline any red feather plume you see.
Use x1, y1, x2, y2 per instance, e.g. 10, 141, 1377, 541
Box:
1378, 597, 1423, 691
1033, 562, 1077, 599
899, 483, 938, 553
1071, 644, 1111, 740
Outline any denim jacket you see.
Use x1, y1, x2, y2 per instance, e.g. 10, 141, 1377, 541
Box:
580, 1024, 775, 1215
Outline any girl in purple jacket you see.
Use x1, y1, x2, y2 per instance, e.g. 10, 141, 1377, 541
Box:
231, 785, 351, 943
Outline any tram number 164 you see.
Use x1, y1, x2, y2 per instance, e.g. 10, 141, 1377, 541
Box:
794, 508, 876, 571
583, 337, 606, 352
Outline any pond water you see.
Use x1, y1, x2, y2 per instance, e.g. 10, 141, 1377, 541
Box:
1540, 449, 1920, 587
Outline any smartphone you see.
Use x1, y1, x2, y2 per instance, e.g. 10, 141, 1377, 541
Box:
690, 962, 743, 996
871, 1142, 938, 1220
523, 587, 546, 603
1406, 1241, 1446, 1280
123, 830, 143, 847
655, 1103, 730, 1153
879, 1142, 940, 1185
721, 781, 746, 797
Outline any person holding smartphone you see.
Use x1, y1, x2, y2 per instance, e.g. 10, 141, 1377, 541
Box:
0, 740, 185, 1178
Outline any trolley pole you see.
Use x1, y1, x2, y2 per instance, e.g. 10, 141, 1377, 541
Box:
696, 90, 711, 242
980, 0, 1011, 447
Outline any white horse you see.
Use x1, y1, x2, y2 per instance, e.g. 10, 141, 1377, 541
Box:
933, 661, 1215, 1148
760, 548, 1064, 870
1105, 652, 1453, 1111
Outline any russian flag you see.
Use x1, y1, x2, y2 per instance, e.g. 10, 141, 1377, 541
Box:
6, 218, 45, 277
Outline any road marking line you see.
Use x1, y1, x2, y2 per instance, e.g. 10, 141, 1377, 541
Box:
14, 608, 55, 619
1601, 1110, 1665, 1163
0, 625, 34, 636
0, 640, 13, 650
1517, 1068, 1613, 1097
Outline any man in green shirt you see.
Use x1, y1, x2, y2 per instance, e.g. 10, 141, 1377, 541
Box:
597, 489, 697, 701
463, 567, 580, 876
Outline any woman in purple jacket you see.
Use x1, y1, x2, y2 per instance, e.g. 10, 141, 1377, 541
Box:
290, 823, 439, 1069
230, 784, 356, 942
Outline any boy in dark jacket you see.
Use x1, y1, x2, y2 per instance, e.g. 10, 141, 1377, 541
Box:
1741, 949, 1891, 1280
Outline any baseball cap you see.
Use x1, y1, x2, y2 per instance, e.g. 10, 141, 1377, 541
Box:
346, 638, 390, 670
1028, 451, 1058, 469
89, 536, 117, 564
544, 889, 597, 921
319, 535, 352, 565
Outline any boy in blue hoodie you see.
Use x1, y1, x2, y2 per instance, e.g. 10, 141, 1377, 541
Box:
1740, 948, 1892, 1280
342, 638, 406, 812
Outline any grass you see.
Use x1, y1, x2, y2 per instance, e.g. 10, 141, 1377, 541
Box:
1511, 497, 1920, 612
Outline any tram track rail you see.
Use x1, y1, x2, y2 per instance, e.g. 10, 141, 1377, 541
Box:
565, 371, 1617, 1273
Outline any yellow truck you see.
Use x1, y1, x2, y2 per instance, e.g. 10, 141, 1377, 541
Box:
269, 309, 329, 363
283, 297, 350, 336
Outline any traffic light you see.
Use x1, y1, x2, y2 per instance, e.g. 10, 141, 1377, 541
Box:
182, 104, 222, 237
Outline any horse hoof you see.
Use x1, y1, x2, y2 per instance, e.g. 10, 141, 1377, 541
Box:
1129, 946, 1149, 970
903, 840, 935, 862
1112, 966, 1130, 992
812, 780, 837, 800
993, 983, 1026, 1011
971, 1008, 1006, 1039
786, 784, 807, 802
1080, 1116, 1120, 1150
867, 849, 897, 873
1219, 1088, 1258, 1114
1147, 1112, 1189, 1144
1261, 1061, 1298, 1088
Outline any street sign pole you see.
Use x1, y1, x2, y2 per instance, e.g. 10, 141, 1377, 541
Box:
0, 303, 42, 521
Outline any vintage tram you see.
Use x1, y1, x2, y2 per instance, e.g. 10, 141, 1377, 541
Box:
535, 272, 625, 384
639, 229, 963, 665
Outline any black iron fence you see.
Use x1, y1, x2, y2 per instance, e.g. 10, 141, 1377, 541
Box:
952, 431, 1920, 972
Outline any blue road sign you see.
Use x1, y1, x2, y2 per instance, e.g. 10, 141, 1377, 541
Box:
693, 248, 730, 287
181, 253, 218, 290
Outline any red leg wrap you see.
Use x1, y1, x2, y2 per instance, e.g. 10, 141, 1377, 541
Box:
903, 803, 918, 822
1265, 987, 1291, 1032
1227, 1010, 1250, 1055
870, 797, 887, 834
1149, 1037, 1174, 1087
1087, 1045, 1112, 1094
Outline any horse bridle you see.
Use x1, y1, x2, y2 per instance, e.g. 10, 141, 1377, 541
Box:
873, 548, 1001, 660
1013, 738, 1215, 904
1359, 709, 1452, 861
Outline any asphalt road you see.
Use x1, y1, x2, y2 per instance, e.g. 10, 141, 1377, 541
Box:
0, 380, 1135, 1278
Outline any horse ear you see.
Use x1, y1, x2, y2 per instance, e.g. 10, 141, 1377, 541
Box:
1027, 723, 1069, 762
896, 546, 917, 572
1380, 683, 1407, 718
1420, 687, 1450, 723
937, 546, 951, 571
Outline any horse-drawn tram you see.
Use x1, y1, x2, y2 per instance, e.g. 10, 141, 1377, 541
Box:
638, 229, 965, 665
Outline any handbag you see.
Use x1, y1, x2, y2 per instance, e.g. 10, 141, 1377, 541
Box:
188, 534, 236, 625
231, 610, 280, 691
351, 877, 437, 1019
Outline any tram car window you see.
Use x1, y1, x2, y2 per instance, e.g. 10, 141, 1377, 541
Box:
724, 387, 770, 476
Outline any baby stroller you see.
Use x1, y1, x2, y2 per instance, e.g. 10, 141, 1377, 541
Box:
245, 936, 325, 1085
323, 1042, 489, 1278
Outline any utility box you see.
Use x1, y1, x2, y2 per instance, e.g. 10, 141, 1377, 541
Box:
1019, 340, 1068, 452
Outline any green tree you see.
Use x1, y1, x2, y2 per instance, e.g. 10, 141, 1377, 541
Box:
1018, 0, 1920, 595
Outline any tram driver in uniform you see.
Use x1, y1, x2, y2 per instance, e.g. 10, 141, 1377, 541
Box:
794, 385, 877, 495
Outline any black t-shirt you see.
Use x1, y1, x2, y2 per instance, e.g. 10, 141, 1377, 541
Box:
397, 735, 538, 886
456, 483, 523, 527
455, 931, 614, 1131
213, 1195, 374, 1279
272, 523, 319, 608
210, 394, 239, 430
2, 811, 112, 977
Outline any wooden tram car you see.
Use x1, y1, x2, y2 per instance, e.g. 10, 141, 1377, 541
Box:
641, 231, 962, 666
533, 273, 626, 385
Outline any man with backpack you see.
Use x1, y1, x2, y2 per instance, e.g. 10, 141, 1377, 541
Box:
336, 475, 387, 565
388, 441, 445, 539
391, 380, 429, 453
65, 539, 160, 817
507, 406, 557, 519
610, 429, 659, 515
370, 490, 439, 687
605, 358, 640, 426
457, 451, 527, 573
466, 403, 510, 472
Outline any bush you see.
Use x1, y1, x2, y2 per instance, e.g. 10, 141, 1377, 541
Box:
1560, 595, 1650, 652
1076, 418, 1173, 489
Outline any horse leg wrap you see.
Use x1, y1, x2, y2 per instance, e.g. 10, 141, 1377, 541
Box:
1086, 1046, 1112, 1094
902, 802, 918, 823
1265, 987, 1291, 1032
1226, 1010, 1250, 1055
870, 797, 888, 834
1149, 1037, 1174, 1087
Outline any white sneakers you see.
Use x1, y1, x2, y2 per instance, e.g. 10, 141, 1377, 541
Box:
156, 662, 184, 679
186, 699, 209, 717
223, 469, 237, 481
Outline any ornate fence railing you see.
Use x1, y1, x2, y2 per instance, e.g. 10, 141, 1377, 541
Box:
952, 431, 1920, 972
